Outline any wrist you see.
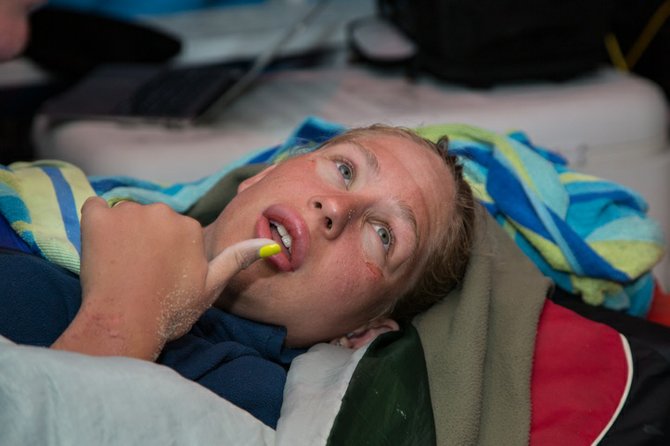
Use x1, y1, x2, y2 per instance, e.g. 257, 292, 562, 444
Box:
52, 299, 166, 361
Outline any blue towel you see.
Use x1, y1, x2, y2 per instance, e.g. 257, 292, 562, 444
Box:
417, 124, 665, 315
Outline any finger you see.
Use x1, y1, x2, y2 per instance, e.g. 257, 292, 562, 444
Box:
81, 196, 108, 214
205, 238, 280, 295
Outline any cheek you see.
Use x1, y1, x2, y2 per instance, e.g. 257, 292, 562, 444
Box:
311, 254, 385, 316
325, 237, 381, 279
208, 205, 255, 251
364, 261, 383, 281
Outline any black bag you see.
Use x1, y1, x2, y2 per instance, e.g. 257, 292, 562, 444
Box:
350, 0, 613, 87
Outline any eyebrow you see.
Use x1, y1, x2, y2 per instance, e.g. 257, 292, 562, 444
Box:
398, 200, 420, 263
351, 140, 420, 263
351, 141, 380, 177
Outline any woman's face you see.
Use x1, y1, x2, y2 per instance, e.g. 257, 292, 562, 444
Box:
0, 0, 45, 60
204, 132, 455, 347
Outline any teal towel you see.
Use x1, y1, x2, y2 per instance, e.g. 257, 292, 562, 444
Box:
1, 117, 663, 316
417, 124, 665, 315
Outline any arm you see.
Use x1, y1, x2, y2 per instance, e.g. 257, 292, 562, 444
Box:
52, 197, 276, 361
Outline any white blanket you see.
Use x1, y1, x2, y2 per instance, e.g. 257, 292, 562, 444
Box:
0, 336, 365, 445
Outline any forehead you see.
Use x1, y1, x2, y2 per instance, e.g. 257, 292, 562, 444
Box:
321, 131, 445, 172
322, 131, 456, 253
324, 131, 453, 191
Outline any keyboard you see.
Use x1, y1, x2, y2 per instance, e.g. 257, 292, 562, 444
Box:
115, 64, 244, 117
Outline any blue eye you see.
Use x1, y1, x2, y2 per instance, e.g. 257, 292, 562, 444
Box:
373, 224, 393, 251
335, 160, 354, 187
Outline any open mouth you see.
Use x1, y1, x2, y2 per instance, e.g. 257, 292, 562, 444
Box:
255, 204, 308, 272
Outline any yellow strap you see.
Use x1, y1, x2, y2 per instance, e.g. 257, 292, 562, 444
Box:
604, 33, 629, 71
626, 0, 670, 69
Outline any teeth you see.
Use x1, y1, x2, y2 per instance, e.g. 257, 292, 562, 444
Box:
275, 222, 288, 237
270, 221, 292, 253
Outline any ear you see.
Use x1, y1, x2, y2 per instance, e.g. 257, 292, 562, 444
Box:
330, 318, 400, 350
238, 164, 277, 193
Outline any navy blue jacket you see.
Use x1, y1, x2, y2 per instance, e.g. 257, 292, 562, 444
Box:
0, 247, 303, 428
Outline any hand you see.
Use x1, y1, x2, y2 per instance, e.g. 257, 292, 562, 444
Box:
52, 197, 278, 360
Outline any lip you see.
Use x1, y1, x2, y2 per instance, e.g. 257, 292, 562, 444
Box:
255, 204, 309, 272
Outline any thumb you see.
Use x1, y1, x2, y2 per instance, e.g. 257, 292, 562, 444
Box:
205, 238, 281, 295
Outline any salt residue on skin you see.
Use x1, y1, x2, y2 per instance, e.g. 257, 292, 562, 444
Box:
159, 289, 198, 338
156, 269, 209, 353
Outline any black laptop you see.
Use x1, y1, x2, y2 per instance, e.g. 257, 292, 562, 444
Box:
39, 0, 330, 126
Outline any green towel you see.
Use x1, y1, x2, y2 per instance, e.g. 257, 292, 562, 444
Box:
414, 206, 550, 445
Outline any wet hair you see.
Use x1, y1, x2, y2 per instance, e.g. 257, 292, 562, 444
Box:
320, 125, 476, 322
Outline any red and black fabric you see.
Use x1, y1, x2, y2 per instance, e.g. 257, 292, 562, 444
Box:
533, 294, 670, 444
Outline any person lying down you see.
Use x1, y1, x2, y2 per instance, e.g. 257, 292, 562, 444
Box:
0, 125, 475, 428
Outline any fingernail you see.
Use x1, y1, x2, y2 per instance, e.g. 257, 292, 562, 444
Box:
259, 243, 281, 258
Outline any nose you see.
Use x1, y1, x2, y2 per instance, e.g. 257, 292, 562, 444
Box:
309, 194, 360, 239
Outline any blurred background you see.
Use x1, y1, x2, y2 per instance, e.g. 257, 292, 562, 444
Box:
1, 0, 668, 163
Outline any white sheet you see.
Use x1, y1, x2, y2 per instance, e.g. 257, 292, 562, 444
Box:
0, 336, 274, 445
277, 343, 368, 445
0, 336, 366, 445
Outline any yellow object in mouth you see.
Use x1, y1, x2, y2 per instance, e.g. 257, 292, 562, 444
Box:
259, 243, 282, 258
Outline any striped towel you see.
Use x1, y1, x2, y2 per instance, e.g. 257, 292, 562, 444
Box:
0, 161, 94, 274
0, 117, 342, 275
417, 123, 665, 315
0, 118, 664, 315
